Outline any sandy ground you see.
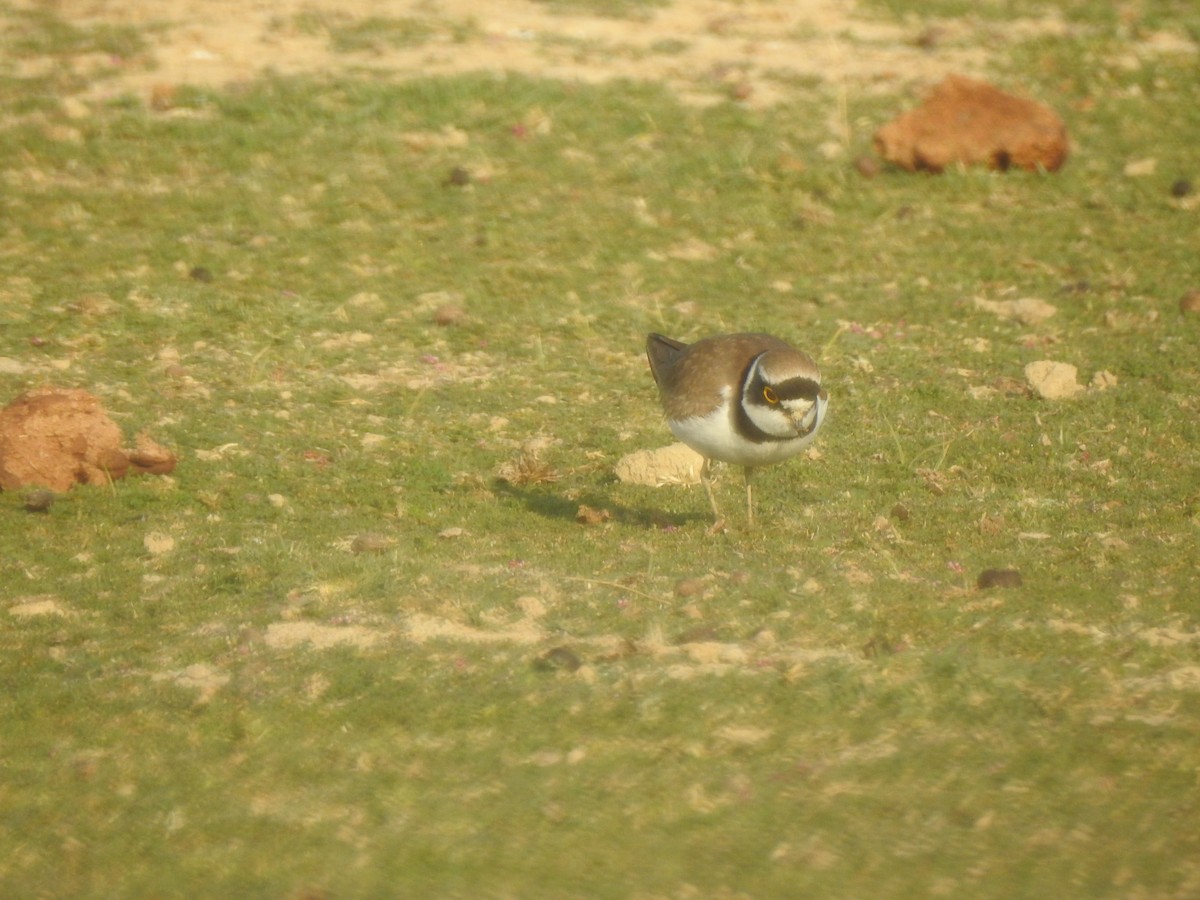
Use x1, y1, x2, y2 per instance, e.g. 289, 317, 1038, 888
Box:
9, 0, 1014, 107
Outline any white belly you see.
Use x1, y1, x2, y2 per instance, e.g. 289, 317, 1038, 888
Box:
669, 401, 819, 469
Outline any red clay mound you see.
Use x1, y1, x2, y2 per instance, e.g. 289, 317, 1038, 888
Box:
0, 387, 177, 492
874, 75, 1069, 174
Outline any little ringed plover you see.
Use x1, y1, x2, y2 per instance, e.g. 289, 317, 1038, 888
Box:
646, 332, 828, 528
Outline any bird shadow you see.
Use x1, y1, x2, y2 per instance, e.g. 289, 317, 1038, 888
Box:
491, 479, 705, 531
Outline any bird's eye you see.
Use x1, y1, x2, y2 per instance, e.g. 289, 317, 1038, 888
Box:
763, 386, 778, 404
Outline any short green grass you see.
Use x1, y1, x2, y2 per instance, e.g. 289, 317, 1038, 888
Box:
2, 2, 1199, 897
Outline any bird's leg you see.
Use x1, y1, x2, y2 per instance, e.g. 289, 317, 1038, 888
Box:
700, 457, 726, 534
744, 467, 755, 527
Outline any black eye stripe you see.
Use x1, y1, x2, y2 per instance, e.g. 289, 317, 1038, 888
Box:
770, 377, 822, 402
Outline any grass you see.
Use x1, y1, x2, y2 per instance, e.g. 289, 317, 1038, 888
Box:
2, 1, 1199, 897
530, 0, 670, 19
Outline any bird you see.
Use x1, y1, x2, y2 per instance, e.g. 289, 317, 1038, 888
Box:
646, 332, 828, 530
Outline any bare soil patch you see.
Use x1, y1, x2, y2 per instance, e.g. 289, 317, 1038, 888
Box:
13, 0, 998, 107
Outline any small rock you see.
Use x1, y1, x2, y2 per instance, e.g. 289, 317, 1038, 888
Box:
444, 166, 471, 187
351, 533, 392, 553
432, 303, 467, 327
674, 625, 720, 645
23, 489, 55, 513
615, 443, 703, 487
127, 432, 178, 476
974, 297, 1057, 325
575, 505, 612, 526
977, 568, 1023, 589
1025, 360, 1082, 399
534, 646, 582, 672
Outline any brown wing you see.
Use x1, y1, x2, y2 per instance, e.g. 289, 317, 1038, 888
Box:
647, 332, 794, 421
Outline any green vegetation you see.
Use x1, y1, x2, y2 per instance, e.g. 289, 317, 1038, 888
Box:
531, 0, 670, 19
1, 2, 1198, 897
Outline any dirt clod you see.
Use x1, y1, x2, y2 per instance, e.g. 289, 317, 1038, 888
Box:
351, 533, 393, 554
534, 646, 582, 673
128, 432, 179, 476
977, 568, 1023, 589
22, 489, 55, 513
432, 303, 468, 327
614, 443, 703, 487
576, 505, 612, 526
1025, 360, 1082, 400
874, 75, 1069, 173
974, 296, 1057, 325
674, 577, 707, 598
0, 387, 176, 492
444, 166, 471, 187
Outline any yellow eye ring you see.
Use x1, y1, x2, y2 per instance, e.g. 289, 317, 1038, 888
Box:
763, 386, 779, 404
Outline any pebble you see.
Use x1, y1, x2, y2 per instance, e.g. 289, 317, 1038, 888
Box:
23, 489, 55, 513
351, 533, 391, 553
534, 646, 582, 672
977, 568, 1023, 589
1025, 360, 1081, 400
